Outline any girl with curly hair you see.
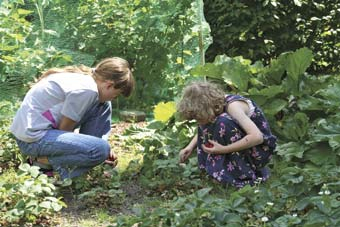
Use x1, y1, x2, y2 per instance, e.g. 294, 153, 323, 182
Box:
177, 81, 276, 187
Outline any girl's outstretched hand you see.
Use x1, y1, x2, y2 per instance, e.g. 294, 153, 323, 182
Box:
202, 140, 226, 154
179, 147, 193, 163
105, 150, 118, 167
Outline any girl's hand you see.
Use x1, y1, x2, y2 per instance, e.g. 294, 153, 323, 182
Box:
105, 150, 118, 167
179, 147, 193, 163
202, 140, 227, 154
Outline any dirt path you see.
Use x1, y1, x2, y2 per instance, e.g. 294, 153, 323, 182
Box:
55, 121, 148, 227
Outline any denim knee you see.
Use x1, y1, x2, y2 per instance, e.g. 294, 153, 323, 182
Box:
92, 139, 110, 162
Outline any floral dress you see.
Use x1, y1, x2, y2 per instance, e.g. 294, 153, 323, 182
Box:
197, 94, 277, 187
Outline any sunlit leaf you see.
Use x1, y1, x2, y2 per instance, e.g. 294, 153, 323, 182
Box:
39, 201, 51, 209
153, 101, 176, 123
17, 9, 33, 15
51, 202, 63, 211
183, 50, 192, 55
176, 57, 184, 64
191, 63, 221, 79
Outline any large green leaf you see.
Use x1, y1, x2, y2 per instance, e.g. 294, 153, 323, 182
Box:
281, 48, 313, 95
221, 61, 250, 91
190, 63, 221, 79
222, 213, 243, 225
262, 98, 287, 116
304, 145, 337, 165
285, 47, 313, 82
312, 117, 340, 150
273, 215, 302, 226
263, 55, 287, 84
302, 210, 332, 226
297, 96, 326, 111
276, 142, 305, 161
248, 85, 283, 98
318, 83, 340, 112
278, 112, 309, 141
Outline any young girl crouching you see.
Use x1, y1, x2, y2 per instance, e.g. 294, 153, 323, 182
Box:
178, 81, 276, 188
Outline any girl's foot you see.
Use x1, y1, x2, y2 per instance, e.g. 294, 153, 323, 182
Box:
36, 156, 50, 165
27, 157, 54, 177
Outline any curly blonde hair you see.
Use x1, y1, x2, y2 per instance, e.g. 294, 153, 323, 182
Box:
177, 81, 225, 123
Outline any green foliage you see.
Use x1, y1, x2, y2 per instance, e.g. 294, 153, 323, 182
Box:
20, 0, 210, 111
0, 0, 34, 100
0, 1, 75, 101
112, 49, 340, 226
122, 118, 203, 193
2, 0, 204, 108
204, 0, 340, 74
73, 167, 126, 208
110, 178, 339, 226
0, 107, 22, 171
0, 164, 65, 226
0, 104, 66, 226
1, 0, 340, 225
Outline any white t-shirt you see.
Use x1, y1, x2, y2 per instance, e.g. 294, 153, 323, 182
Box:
10, 73, 99, 142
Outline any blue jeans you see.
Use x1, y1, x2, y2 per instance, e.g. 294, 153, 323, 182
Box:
15, 102, 112, 180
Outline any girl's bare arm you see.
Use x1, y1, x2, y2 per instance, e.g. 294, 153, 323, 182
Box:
203, 101, 263, 154
58, 116, 77, 132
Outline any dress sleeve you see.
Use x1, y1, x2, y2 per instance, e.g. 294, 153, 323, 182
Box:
225, 95, 255, 117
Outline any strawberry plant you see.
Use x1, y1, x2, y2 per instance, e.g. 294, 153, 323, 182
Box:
0, 102, 22, 171
112, 48, 340, 226
0, 164, 65, 226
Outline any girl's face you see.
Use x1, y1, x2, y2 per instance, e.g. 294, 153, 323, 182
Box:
98, 80, 122, 102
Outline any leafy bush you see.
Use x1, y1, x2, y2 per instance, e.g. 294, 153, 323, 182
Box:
0, 1, 77, 101
21, 0, 210, 111
112, 182, 339, 226
0, 102, 22, 172
0, 106, 65, 226
121, 118, 206, 194
0, 164, 66, 226
71, 166, 126, 208
113, 49, 340, 226
204, 0, 340, 74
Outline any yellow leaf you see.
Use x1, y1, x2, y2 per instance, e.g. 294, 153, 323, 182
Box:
183, 50, 192, 56
153, 101, 176, 122
17, 9, 33, 15
176, 57, 184, 64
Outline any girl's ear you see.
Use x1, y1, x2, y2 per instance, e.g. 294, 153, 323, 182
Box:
106, 80, 115, 89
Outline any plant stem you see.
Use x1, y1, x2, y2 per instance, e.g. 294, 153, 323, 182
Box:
34, 0, 45, 43
196, 0, 206, 81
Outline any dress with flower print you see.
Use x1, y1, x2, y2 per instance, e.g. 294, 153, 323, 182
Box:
197, 94, 277, 187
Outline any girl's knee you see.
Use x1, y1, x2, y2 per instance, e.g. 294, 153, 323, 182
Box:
92, 139, 110, 162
